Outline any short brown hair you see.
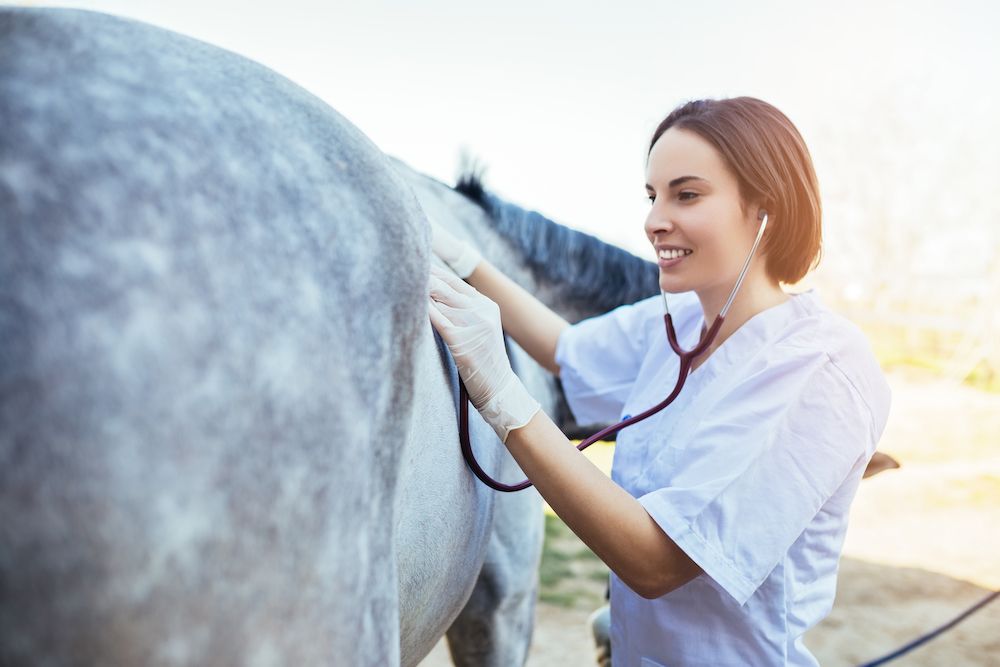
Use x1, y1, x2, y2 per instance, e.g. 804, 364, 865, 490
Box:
648, 97, 822, 284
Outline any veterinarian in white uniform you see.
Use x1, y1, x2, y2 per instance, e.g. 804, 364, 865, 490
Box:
427, 96, 891, 666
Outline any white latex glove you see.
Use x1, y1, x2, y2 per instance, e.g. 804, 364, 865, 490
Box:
427, 263, 540, 443
430, 219, 483, 279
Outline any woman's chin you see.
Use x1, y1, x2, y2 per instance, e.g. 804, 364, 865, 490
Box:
658, 274, 687, 294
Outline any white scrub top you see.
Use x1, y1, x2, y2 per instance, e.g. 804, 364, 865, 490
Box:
554, 289, 891, 667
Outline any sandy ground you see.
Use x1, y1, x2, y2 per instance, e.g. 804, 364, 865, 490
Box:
421, 372, 1000, 666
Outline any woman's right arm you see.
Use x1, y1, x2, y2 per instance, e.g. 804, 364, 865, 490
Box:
463, 259, 569, 377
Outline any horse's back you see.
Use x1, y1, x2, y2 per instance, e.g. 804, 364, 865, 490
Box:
1, 7, 427, 665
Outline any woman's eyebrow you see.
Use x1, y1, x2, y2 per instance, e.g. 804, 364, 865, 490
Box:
645, 175, 709, 191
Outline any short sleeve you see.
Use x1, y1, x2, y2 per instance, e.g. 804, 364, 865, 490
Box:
637, 351, 883, 605
554, 296, 659, 425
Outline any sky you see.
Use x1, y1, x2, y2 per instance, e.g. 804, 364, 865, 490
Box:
13, 0, 1000, 297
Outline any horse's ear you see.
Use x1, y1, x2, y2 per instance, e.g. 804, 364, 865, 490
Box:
863, 451, 901, 479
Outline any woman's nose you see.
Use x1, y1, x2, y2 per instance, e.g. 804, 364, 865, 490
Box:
645, 210, 675, 238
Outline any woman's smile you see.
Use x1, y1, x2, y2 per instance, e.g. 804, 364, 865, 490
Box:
655, 245, 693, 269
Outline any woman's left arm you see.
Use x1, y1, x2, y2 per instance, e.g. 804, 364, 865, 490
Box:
505, 409, 703, 600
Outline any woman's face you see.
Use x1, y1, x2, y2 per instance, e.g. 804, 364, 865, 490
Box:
644, 127, 767, 305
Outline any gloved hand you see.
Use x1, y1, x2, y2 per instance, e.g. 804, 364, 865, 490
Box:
430, 219, 483, 279
427, 263, 540, 443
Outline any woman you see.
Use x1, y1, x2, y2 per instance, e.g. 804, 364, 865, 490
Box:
427, 96, 891, 666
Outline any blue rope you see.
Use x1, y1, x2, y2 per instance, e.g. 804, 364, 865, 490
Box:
857, 589, 999, 666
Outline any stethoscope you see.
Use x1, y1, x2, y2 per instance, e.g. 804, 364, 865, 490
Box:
458, 211, 770, 492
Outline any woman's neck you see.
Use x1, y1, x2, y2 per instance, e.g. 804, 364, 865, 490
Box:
691, 275, 789, 372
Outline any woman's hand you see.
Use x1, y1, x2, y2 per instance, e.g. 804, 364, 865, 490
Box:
428, 264, 540, 443
430, 220, 483, 279
427, 263, 507, 409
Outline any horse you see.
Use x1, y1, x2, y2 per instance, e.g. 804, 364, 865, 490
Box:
0, 7, 662, 665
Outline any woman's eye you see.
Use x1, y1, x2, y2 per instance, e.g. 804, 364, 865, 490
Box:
679, 191, 698, 201
647, 195, 656, 204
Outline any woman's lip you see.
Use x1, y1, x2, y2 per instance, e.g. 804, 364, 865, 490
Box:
657, 254, 686, 269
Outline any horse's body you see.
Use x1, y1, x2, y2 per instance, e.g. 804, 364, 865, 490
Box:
0, 8, 660, 665
1, 7, 428, 664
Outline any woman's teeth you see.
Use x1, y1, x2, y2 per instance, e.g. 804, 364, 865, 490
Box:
658, 248, 693, 260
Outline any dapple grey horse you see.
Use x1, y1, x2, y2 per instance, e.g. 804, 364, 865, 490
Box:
0, 8, 662, 665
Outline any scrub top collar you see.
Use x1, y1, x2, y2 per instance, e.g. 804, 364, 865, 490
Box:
679, 288, 820, 388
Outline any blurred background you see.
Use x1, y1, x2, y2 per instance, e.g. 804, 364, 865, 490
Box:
13, 1, 998, 664
24, 0, 998, 390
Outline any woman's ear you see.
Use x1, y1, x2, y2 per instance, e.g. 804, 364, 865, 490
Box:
744, 199, 768, 225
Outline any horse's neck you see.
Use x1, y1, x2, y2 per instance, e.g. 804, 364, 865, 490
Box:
461, 211, 596, 323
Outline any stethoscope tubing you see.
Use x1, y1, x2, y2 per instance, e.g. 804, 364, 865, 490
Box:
459, 314, 725, 492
